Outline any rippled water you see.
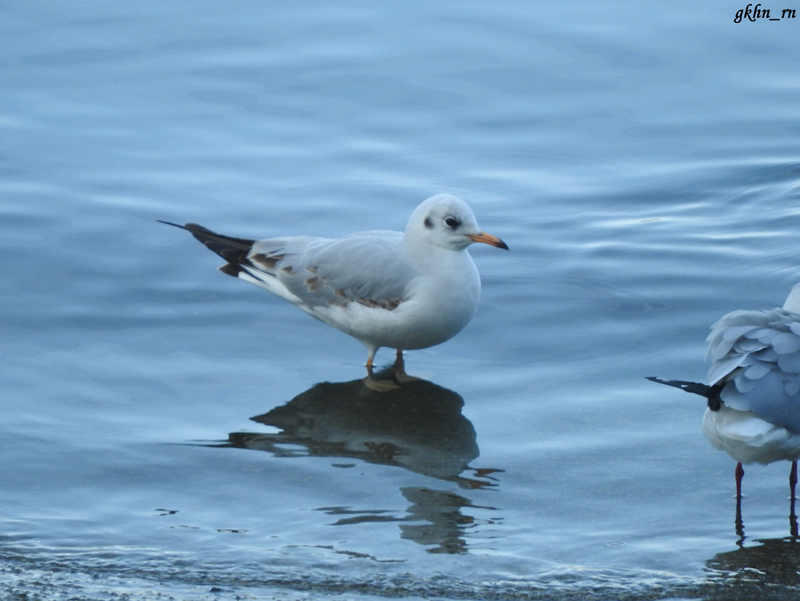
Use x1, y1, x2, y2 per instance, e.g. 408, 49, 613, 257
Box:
3, 1, 800, 600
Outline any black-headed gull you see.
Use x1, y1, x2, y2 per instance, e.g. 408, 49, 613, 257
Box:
649, 284, 800, 507
162, 194, 508, 381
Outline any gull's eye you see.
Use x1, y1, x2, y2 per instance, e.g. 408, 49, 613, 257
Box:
444, 217, 460, 229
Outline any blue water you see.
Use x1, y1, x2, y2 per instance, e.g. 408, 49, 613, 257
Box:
3, 1, 800, 599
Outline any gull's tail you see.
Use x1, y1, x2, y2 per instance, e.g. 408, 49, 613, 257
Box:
646, 376, 723, 411
158, 221, 254, 277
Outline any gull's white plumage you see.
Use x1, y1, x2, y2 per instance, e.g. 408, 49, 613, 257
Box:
162, 194, 507, 376
702, 406, 800, 466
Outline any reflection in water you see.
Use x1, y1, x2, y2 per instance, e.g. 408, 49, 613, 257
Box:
735, 494, 798, 544
316, 487, 499, 554
217, 370, 502, 553
399, 487, 497, 554
707, 537, 800, 589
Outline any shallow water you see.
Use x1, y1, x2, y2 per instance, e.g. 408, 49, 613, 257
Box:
3, 1, 800, 599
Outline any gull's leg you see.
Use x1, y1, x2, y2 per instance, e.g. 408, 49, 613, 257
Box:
735, 493, 745, 542
791, 462, 798, 538
392, 349, 404, 373
391, 349, 420, 383
734, 462, 746, 541
735, 462, 744, 500
363, 347, 399, 392
365, 350, 376, 378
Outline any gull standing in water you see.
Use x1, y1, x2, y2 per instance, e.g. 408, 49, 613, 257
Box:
649, 283, 800, 532
161, 194, 508, 383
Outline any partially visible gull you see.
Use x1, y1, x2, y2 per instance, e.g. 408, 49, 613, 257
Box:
161, 194, 508, 383
649, 283, 800, 505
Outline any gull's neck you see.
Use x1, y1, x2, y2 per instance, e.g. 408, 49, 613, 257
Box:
401, 232, 467, 269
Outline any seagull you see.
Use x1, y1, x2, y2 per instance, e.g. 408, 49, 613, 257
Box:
649, 283, 800, 509
161, 194, 508, 383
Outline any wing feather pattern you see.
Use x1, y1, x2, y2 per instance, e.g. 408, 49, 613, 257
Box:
707, 308, 800, 433
162, 221, 419, 313
246, 231, 415, 309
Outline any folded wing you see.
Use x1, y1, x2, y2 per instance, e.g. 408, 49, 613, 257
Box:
707, 308, 800, 433
245, 231, 416, 311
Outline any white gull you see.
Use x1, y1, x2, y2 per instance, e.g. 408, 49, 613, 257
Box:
161, 194, 508, 381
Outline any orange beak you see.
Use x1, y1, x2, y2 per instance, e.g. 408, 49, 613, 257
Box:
468, 231, 509, 250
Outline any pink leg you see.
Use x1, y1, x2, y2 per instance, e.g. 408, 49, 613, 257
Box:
735, 462, 744, 500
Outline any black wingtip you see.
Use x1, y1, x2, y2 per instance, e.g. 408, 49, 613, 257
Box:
157, 219, 187, 229
159, 220, 256, 277
646, 376, 723, 411
646, 376, 705, 393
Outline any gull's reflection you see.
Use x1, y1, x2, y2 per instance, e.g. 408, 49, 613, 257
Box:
218, 370, 502, 553
315, 487, 499, 555
398, 487, 497, 554
707, 537, 800, 589
226, 370, 498, 488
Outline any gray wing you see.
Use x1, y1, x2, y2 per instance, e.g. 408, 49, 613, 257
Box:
707, 307, 800, 433
247, 231, 416, 309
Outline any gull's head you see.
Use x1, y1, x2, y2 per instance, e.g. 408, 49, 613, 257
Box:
405, 194, 508, 251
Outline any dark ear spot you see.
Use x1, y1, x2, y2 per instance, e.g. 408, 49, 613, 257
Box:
424, 216, 433, 229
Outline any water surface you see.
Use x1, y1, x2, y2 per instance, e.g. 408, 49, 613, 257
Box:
3, 1, 800, 599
